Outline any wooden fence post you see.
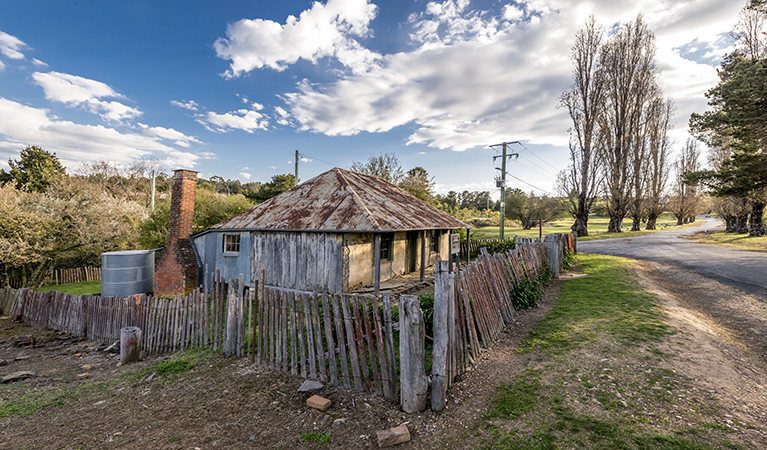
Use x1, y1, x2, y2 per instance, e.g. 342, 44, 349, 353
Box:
544, 234, 561, 279
400, 295, 427, 414
224, 277, 241, 357
431, 261, 449, 412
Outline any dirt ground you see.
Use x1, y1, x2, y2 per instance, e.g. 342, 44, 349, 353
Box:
2, 259, 767, 449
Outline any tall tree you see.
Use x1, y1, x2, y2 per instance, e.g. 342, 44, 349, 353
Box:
504, 189, 564, 230
558, 15, 605, 237
644, 98, 673, 230
670, 139, 702, 226
0, 145, 66, 193
689, 0, 767, 236
350, 153, 404, 185
599, 14, 660, 233
400, 166, 435, 201
252, 174, 295, 202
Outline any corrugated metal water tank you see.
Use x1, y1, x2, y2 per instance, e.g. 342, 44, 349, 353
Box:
101, 250, 154, 297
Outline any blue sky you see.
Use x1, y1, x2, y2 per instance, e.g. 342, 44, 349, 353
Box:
0, 0, 742, 199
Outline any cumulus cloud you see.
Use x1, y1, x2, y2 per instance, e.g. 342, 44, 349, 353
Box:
32, 71, 141, 122
214, 0, 380, 78
195, 109, 269, 133
0, 97, 199, 168
137, 123, 204, 147
239, 172, 251, 179
171, 99, 199, 111
31, 58, 47, 67
277, 0, 742, 152
0, 31, 27, 60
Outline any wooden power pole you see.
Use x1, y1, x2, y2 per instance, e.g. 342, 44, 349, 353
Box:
490, 141, 519, 239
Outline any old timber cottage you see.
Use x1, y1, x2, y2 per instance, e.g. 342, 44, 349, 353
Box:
191, 168, 470, 294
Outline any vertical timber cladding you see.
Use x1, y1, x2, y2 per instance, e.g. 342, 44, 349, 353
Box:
251, 231, 343, 293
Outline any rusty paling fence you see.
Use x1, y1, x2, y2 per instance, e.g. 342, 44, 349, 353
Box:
0, 270, 240, 356
251, 284, 399, 402
0, 270, 401, 403
426, 237, 555, 411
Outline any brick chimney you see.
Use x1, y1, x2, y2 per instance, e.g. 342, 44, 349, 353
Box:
154, 169, 199, 296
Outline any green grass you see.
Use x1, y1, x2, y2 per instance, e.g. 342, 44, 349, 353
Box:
0, 387, 78, 418
687, 230, 767, 252
521, 255, 670, 354
37, 280, 101, 295
302, 431, 332, 444
470, 214, 685, 241
481, 254, 738, 450
134, 350, 203, 381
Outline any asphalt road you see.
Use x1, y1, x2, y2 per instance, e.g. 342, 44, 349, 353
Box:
578, 217, 767, 301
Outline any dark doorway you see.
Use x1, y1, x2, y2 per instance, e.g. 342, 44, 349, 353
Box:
406, 231, 418, 273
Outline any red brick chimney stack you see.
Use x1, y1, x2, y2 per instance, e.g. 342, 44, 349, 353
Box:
154, 169, 199, 296
168, 169, 197, 240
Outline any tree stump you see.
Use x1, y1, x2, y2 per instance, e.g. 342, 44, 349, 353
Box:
120, 326, 142, 364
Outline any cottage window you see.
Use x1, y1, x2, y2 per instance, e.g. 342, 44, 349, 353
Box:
431, 230, 440, 253
380, 233, 394, 261
223, 234, 241, 254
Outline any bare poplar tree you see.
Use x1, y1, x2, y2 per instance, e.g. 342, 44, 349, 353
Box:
599, 14, 660, 232
670, 139, 702, 225
644, 98, 673, 230
557, 15, 605, 237
733, 0, 767, 60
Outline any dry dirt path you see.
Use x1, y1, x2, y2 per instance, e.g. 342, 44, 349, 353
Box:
579, 217, 767, 300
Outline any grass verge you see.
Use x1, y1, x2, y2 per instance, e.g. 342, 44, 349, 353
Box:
470, 214, 686, 241
37, 280, 101, 295
480, 254, 741, 450
686, 230, 767, 253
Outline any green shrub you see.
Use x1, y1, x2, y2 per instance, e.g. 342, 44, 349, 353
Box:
419, 293, 435, 337
479, 239, 516, 256
562, 249, 575, 272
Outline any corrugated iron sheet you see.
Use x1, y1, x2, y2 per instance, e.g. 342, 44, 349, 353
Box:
209, 168, 470, 232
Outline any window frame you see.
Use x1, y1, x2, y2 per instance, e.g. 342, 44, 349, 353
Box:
430, 230, 440, 254
223, 233, 241, 255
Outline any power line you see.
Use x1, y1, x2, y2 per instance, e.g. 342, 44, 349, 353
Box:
516, 153, 556, 176
506, 173, 552, 195
518, 144, 560, 172
297, 152, 340, 168
512, 157, 551, 179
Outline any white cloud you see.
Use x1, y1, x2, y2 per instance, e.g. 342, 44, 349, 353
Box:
195, 109, 269, 133
137, 123, 204, 147
32, 71, 141, 122
0, 97, 199, 169
200, 151, 218, 160
279, 0, 743, 152
170, 99, 199, 111
0, 31, 26, 60
239, 172, 251, 179
274, 106, 292, 126
269, 165, 277, 169
214, 0, 380, 78
31, 58, 47, 67
0, 60, 4, 71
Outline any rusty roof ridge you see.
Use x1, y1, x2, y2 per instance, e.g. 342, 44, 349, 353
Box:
335, 168, 382, 232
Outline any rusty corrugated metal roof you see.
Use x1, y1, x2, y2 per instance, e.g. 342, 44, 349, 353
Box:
208, 168, 470, 232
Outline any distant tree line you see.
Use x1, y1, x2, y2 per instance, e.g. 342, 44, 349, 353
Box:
0, 145, 303, 288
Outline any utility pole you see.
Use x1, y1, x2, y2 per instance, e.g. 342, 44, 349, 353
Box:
294, 150, 299, 187
150, 169, 156, 210
490, 141, 520, 239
